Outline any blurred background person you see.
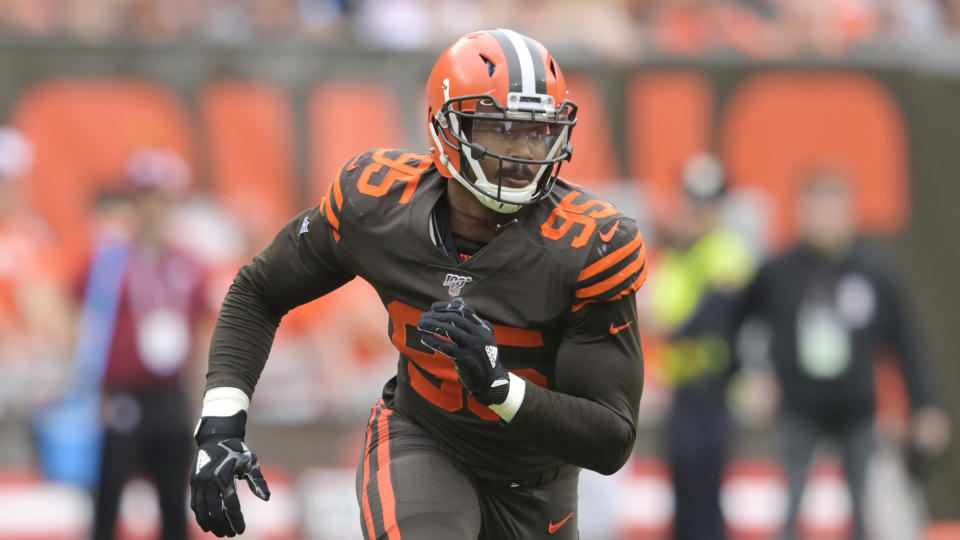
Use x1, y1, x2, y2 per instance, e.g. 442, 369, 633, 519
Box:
71, 149, 212, 540
645, 154, 755, 540
729, 169, 951, 540
0, 126, 71, 467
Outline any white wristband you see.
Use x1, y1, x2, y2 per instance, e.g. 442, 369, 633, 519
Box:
200, 387, 250, 417
489, 373, 526, 423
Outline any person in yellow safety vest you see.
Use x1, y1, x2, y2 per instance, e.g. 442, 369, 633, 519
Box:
647, 154, 755, 540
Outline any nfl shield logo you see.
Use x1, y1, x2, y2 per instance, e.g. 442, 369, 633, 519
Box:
443, 273, 472, 297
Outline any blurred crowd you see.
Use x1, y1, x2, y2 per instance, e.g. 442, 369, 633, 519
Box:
0, 125, 398, 454
0, 5, 958, 535
2, 0, 960, 58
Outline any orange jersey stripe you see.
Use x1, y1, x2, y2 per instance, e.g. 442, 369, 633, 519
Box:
376, 408, 401, 540
324, 186, 341, 232
606, 266, 648, 302
576, 250, 646, 299
511, 368, 548, 388
570, 267, 647, 311
360, 403, 379, 540
578, 232, 645, 282
333, 168, 344, 211
570, 267, 647, 312
491, 324, 544, 348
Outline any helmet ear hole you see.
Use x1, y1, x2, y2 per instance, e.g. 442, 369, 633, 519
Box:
549, 58, 557, 77
479, 54, 496, 77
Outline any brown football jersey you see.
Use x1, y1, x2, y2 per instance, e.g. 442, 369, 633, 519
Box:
208, 148, 646, 480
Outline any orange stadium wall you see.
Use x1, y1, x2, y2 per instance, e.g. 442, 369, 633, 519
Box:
4, 69, 911, 251
0, 45, 958, 518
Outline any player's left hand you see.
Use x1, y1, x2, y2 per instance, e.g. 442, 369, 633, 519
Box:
417, 298, 510, 405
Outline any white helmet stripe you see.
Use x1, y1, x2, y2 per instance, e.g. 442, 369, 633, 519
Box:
519, 33, 548, 94
499, 28, 536, 95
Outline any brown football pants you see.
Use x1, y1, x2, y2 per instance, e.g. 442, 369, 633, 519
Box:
355, 400, 580, 540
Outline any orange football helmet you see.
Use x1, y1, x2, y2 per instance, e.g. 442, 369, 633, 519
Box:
426, 29, 577, 213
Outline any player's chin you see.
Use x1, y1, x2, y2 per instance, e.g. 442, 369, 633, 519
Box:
499, 176, 532, 188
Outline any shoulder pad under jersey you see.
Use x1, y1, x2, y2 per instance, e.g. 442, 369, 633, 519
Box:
319, 148, 433, 240
536, 182, 647, 312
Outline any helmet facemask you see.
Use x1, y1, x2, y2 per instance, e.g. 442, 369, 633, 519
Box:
430, 83, 577, 213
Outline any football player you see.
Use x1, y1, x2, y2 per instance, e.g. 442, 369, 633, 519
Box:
190, 28, 646, 540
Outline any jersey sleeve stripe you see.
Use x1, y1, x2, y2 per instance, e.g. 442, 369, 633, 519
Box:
577, 231, 644, 282
575, 253, 646, 299
323, 186, 340, 231
575, 240, 646, 296
333, 168, 344, 211
570, 268, 646, 312
607, 266, 648, 302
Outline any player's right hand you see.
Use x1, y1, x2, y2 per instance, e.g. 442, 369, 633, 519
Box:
190, 412, 270, 537
417, 297, 510, 406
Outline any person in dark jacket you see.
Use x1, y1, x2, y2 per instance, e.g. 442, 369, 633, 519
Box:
730, 170, 950, 540
647, 154, 754, 540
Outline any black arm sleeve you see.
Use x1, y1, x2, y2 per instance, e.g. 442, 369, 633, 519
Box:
879, 268, 933, 410
206, 207, 355, 396
505, 296, 644, 475
725, 262, 767, 371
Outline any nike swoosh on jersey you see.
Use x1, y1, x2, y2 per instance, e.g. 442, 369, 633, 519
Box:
609, 321, 633, 335
548, 513, 574, 534
345, 153, 363, 171
598, 219, 620, 243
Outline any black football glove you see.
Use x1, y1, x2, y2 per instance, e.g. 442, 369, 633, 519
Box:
417, 297, 510, 406
190, 411, 270, 537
